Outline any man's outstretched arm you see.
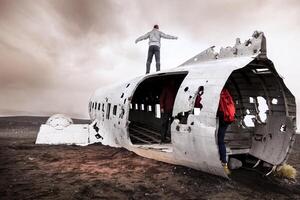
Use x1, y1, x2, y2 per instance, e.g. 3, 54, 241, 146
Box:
160, 32, 178, 40
135, 32, 150, 43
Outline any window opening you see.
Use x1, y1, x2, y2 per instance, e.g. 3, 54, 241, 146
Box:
147, 105, 152, 112
194, 86, 204, 111
141, 104, 145, 111
257, 96, 268, 123
256, 68, 270, 72
106, 103, 111, 119
135, 104, 138, 110
194, 108, 201, 115
175, 111, 190, 124
280, 124, 286, 132
119, 108, 125, 119
271, 98, 278, 104
252, 68, 271, 74
113, 105, 117, 116
155, 104, 161, 118
243, 115, 256, 127
98, 103, 101, 110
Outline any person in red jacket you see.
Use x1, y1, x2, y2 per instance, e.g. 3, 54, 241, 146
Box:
194, 86, 204, 110
217, 87, 235, 175
160, 80, 177, 143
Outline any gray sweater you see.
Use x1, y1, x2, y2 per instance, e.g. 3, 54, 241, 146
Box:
135, 28, 177, 47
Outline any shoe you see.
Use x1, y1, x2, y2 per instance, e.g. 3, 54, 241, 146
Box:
222, 162, 231, 175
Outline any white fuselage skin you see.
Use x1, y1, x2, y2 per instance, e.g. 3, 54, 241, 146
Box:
88, 56, 256, 178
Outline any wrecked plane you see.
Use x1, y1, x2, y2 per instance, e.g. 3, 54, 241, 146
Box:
36, 31, 297, 178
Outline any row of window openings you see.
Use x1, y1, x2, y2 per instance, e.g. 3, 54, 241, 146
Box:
130, 103, 201, 118
89, 102, 166, 119
91, 95, 275, 120
130, 103, 152, 111
129, 96, 276, 125
91, 102, 164, 119
89, 101, 162, 119
129, 97, 277, 117
90, 102, 117, 118
130, 103, 162, 118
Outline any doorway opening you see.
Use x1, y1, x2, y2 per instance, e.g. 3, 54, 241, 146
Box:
128, 72, 188, 144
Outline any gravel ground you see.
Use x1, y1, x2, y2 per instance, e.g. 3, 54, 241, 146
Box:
0, 116, 299, 200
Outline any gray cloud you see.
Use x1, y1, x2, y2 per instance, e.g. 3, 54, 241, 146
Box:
0, 0, 299, 128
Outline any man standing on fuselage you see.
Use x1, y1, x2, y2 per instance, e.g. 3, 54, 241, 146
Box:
135, 25, 178, 74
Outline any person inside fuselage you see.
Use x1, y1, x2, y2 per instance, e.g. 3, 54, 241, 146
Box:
194, 86, 204, 111
160, 80, 177, 143
217, 87, 236, 175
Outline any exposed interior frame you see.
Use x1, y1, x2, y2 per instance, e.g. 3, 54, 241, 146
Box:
128, 72, 188, 144
224, 58, 296, 165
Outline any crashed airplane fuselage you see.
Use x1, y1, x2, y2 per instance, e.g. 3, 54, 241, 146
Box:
37, 31, 297, 178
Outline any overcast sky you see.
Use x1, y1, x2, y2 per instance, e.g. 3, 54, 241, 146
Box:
0, 0, 299, 127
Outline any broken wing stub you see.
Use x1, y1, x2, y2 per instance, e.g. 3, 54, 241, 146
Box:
180, 31, 267, 67
36, 115, 103, 146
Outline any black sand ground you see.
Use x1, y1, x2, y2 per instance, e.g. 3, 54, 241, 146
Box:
0, 116, 299, 200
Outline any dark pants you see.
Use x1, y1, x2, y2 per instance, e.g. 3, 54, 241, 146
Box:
218, 119, 229, 163
161, 112, 172, 142
146, 45, 160, 74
